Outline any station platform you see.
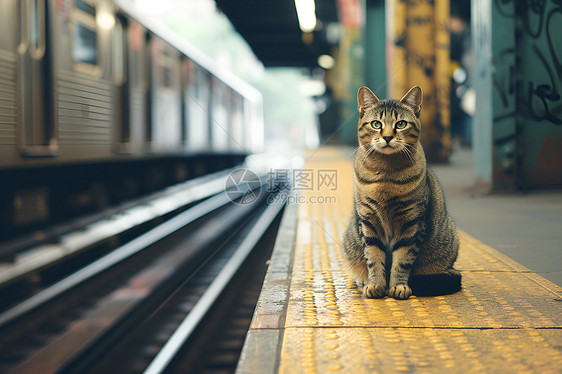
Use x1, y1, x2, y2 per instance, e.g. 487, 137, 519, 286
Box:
237, 147, 562, 373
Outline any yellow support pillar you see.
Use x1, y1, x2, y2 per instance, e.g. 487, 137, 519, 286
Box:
434, 0, 451, 161
386, 0, 451, 162
386, 0, 407, 99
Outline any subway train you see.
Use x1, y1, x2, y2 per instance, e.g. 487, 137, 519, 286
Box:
0, 0, 264, 241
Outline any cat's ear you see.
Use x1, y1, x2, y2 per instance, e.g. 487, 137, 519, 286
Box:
400, 86, 423, 117
358, 86, 380, 115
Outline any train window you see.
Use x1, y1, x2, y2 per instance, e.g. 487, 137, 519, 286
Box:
72, 0, 97, 66
182, 58, 194, 143
210, 79, 230, 150
162, 67, 172, 88
112, 17, 125, 84
128, 22, 144, 86
72, 23, 97, 64
185, 65, 210, 150
75, 0, 95, 16
230, 94, 245, 151
30, 0, 39, 48
28, 0, 46, 58
161, 50, 173, 88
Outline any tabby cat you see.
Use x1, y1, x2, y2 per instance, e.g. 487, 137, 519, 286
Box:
342, 85, 461, 300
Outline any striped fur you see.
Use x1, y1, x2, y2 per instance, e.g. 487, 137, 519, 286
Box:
342, 86, 461, 300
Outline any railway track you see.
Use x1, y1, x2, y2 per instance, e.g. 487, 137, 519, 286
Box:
0, 167, 237, 310
0, 162, 289, 374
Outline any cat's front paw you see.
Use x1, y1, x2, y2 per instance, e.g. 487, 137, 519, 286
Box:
363, 284, 386, 298
354, 278, 365, 288
388, 284, 412, 300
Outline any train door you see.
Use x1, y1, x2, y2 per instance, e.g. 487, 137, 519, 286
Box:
0, 1, 19, 161
18, 0, 56, 156
184, 62, 211, 152
181, 58, 189, 147
148, 37, 182, 152
210, 78, 230, 151
111, 14, 130, 153
230, 92, 245, 152
126, 21, 147, 153
145, 32, 153, 147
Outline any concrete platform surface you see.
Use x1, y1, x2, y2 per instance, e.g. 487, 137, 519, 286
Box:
430, 147, 562, 287
237, 147, 562, 374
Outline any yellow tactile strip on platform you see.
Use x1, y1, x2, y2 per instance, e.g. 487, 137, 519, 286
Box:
279, 328, 562, 373
276, 149, 562, 373
287, 218, 562, 329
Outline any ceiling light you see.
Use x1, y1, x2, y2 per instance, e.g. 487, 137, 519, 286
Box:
318, 54, 335, 69
97, 12, 115, 29
294, 0, 317, 33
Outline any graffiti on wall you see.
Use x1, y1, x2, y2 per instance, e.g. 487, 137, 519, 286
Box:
494, 0, 561, 126
493, 0, 562, 187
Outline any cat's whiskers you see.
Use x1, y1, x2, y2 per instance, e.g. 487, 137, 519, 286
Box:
404, 142, 418, 161
400, 143, 415, 164
361, 142, 376, 157
346, 146, 361, 158
366, 144, 377, 156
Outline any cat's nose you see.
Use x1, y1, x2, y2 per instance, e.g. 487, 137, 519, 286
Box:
383, 136, 393, 143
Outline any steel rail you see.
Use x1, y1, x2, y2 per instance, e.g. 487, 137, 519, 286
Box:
143, 197, 285, 374
0, 190, 237, 327
0, 168, 232, 262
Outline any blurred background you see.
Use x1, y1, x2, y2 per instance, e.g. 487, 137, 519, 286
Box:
1, 0, 560, 245
129, 0, 560, 188
0, 0, 560, 244
129, 0, 322, 151
0, 2, 561, 372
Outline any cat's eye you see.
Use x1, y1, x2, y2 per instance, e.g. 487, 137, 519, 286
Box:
395, 120, 407, 129
371, 121, 382, 130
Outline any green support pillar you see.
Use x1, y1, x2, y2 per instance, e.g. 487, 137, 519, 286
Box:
472, 0, 562, 190
335, 0, 385, 145
472, 0, 517, 190
364, 0, 386, 98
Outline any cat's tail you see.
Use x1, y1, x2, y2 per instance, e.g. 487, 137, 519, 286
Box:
408, 269, 462, 296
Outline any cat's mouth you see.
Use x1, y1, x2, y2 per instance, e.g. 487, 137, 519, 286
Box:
375, 142, 399, 154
